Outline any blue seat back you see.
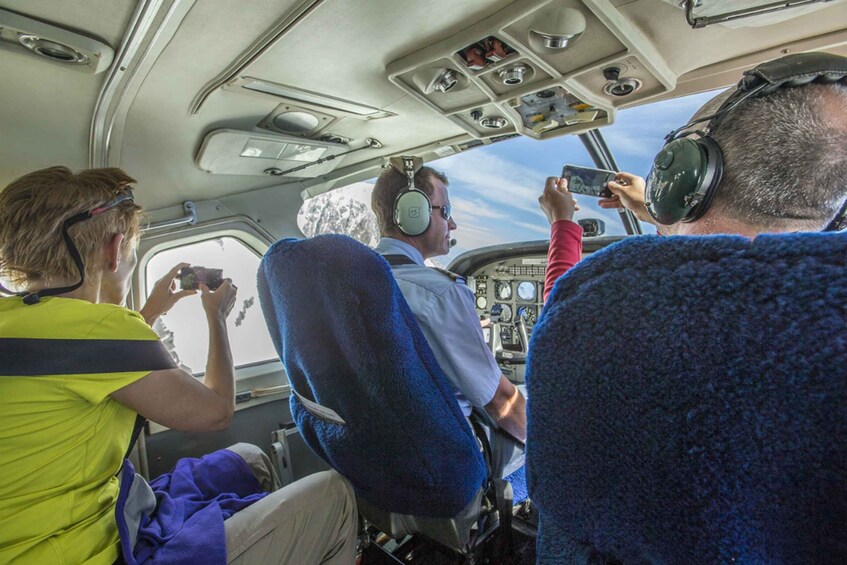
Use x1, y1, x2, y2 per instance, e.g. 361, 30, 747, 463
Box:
258, 234, 486, 517
528, 232, 847, 563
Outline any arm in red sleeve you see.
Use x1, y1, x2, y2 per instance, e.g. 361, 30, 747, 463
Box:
544, 219, 583, 302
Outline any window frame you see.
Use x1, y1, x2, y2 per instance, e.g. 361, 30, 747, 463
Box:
133, 217, 286, 386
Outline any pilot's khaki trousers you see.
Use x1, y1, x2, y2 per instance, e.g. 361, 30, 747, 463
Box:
224, 443, 358, 565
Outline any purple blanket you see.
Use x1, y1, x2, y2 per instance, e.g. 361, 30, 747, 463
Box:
117, 449, 267, 565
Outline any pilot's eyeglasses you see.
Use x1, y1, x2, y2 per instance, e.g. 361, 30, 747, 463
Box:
432, 204, 451, 221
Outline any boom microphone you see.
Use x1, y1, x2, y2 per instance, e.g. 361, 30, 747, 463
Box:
449, 238, 457, 248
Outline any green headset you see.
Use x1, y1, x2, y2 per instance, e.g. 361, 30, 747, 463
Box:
644, 52, 847, 227
391, 155, 433, 236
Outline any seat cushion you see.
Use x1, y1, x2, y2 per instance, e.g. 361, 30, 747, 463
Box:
528, 232, 847, 563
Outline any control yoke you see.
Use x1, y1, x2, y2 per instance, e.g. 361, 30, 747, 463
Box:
490, 308, 528, 365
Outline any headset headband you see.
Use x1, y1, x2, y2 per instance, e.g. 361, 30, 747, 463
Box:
665, 52, 847, 142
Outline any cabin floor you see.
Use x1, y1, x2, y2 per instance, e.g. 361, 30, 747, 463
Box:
360, 502, 538, 565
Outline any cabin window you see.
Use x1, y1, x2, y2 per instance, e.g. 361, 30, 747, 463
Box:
144, 236, 277, 374
297, 182, 380, 246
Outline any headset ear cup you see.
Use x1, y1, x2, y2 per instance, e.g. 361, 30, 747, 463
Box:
645, 137, 723, 225
394, 189, 432, 236
683, 136, 723, 223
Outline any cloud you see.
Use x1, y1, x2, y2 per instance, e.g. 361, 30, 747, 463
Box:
512, 220, 552, 237
452, 198, 510, 221
439, 151, 546, 215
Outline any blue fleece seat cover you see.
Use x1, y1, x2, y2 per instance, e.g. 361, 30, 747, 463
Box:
258, 234, 486, 517
528, 232, 847, 564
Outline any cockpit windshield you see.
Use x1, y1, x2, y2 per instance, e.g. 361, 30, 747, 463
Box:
298, 88, 721, 267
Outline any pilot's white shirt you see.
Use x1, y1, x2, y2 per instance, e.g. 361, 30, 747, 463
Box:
375, 237, 500, 417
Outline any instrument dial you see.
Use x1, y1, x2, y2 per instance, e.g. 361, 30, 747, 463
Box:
476, 296, 487, 309
517, 281, 536, 301
517, 306, 537, 325
495, 280, 512, 300
498, 304, 513, 323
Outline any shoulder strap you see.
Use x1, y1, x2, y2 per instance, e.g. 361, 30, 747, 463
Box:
382, 254, 466, 284
382, 254, 418, 266
0, 338, 176, 376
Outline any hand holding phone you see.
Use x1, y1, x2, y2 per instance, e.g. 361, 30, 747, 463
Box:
539, 176, 579, 224
561, 164, 617, 198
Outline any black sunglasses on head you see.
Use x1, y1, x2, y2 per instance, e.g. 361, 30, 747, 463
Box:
0, 189, 137, 304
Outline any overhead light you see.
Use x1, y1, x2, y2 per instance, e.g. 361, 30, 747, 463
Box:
479, 116, 508, 129
530, 7, 586, 49
272, 111, 320, 134
196, 129, 347, 176
241, 78, 386, 117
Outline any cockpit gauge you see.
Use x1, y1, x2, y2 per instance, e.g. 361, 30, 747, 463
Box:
517, 281, 536, 301
516, 306, 537, 325
498, 304, 513, 323
476, 296, 488, 309
495, 280, 512, 300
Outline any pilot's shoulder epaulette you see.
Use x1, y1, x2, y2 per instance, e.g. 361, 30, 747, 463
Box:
431, 267, 466, 285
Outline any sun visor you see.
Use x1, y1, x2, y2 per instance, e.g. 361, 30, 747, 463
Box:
195, 129, 347, 177
658, 0, 845, 28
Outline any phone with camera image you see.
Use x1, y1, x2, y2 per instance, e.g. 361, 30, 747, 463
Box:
562, 164, 617, 198
179, 266, 224, 291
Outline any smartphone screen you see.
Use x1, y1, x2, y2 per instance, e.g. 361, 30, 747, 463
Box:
562, 165, 616, 198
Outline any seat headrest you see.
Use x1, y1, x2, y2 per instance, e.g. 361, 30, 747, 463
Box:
528, 232, 847, 563
258, 234, 486, 517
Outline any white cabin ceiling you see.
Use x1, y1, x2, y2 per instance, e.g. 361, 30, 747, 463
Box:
0, 0, 845, 215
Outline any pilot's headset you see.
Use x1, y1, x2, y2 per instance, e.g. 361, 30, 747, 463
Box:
644, 52, 847, 229
390, 155, 432, 236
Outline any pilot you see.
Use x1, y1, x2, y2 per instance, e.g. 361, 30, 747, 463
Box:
0, 166, 357, 564
371, 160, 526, 479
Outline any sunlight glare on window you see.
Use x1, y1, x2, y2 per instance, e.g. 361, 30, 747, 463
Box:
145, 237, 277, 374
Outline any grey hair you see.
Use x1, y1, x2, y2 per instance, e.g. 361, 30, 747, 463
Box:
706, 82, 847, 230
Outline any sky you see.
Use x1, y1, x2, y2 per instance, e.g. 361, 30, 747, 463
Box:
297, 88, 721, 268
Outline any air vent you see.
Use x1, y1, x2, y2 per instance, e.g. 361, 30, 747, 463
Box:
0, 8, 113, 73
479, 116, 508, 129
498, 63, 531, 86
411, 67, 469, 95
19, 35, 88, 63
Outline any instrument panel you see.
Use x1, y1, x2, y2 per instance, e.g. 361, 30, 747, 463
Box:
467, 255, 547, 382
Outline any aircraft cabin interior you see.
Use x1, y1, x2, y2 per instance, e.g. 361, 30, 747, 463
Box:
1, 0, 846, 563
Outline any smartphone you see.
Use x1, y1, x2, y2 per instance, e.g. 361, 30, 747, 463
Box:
179, 266, 224, 291
561, 164, 617, 198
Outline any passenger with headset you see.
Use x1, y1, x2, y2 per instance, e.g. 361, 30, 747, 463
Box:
371, 158, 527, 480
526, 52, 847, 564
598, 52, 847, 235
